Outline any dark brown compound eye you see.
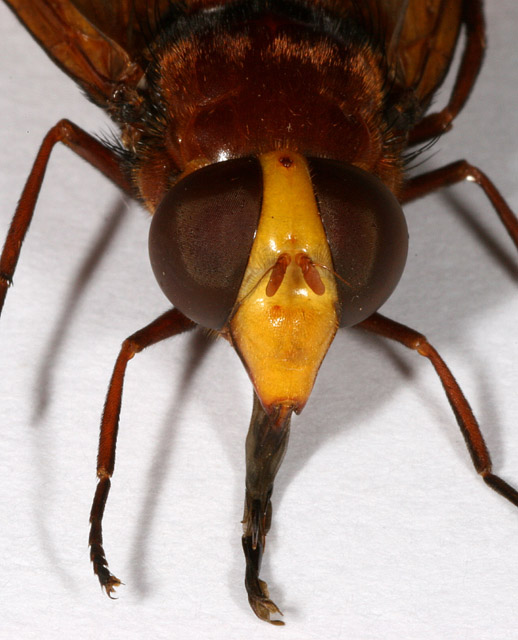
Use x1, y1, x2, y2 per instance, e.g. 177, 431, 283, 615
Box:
308, 157, 408, 327
149, 157, 263, 329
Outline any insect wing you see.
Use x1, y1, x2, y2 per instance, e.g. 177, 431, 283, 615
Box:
69, 0, 171, 57
385, 0, 463, 106
4, 0, 150, 106
342, 0, 463, 112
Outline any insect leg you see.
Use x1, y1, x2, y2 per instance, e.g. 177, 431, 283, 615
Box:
89, 308, 196, 596
242, 394, 292, 625
0, 119, 132, 315
408, 0, 485, 145
400, 160, 518, 250
357, 312, 518, 509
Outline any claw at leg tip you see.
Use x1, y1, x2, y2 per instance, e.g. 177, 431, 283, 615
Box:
250, 597, 285, 625
102, 576, 122, 599
249, 580, 284, 625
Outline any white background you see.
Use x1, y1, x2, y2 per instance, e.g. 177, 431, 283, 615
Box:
1, 2, 518, 639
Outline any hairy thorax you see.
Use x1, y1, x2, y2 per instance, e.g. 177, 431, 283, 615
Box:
134, 14, 404, 211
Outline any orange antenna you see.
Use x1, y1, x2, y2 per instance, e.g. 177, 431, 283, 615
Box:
294, 252, 325, 295
266, 253, 291, 296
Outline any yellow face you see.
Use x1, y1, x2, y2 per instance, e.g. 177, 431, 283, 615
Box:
229, 150, 339, 414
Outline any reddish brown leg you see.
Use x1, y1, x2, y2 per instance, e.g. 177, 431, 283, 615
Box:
401, 160, 518, 250
357, 312, 518, 508
242, 395, 292, 625
89, 308, 196, 596
408, 0, 485, 145
0, 119, 132, 315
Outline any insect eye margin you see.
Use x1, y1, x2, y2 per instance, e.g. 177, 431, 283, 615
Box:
308, 157, 408, 327
148, 157, 263, 330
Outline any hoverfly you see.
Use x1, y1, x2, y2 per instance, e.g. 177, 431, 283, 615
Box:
1, 0, 518, 628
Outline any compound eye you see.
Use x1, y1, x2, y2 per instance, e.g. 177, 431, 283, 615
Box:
308, 157, 408, 327
149, 157, 263, 329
